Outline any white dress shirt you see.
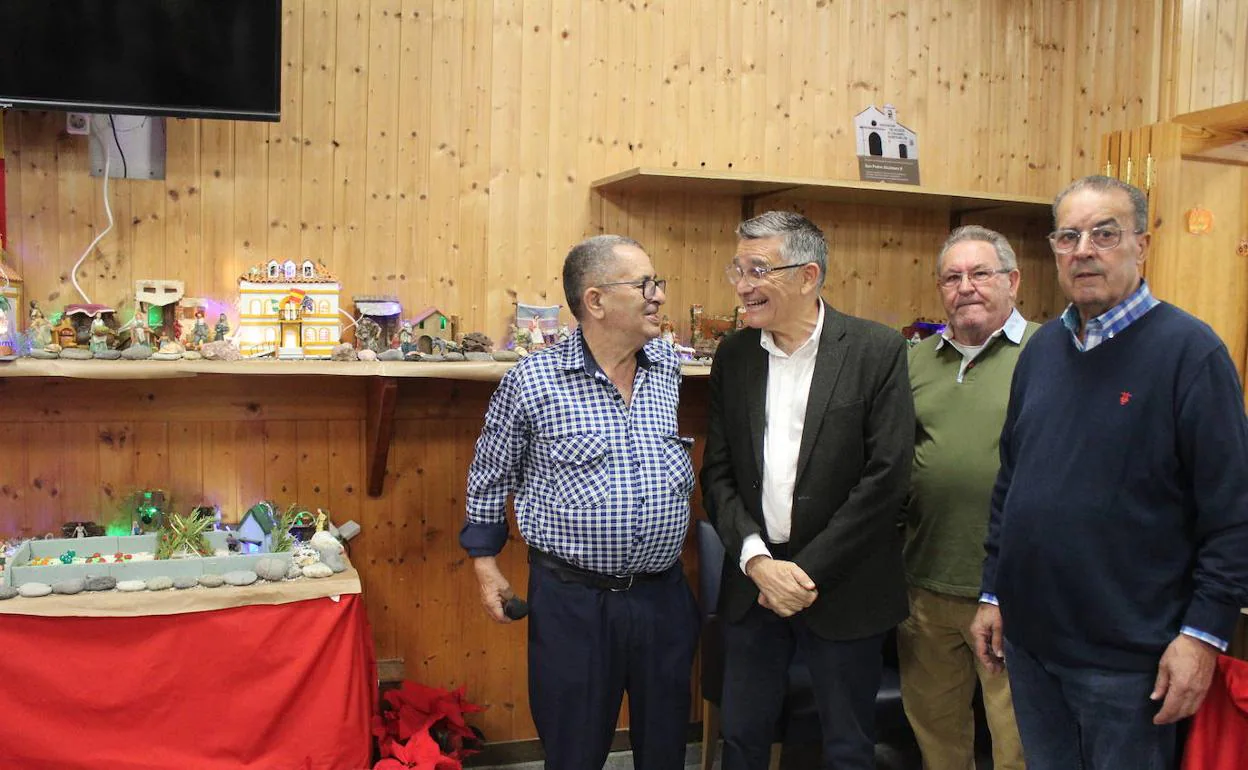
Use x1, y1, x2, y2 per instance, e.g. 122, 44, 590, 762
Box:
739, 302, 825, 573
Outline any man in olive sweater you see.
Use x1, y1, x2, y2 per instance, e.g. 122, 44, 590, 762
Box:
901, 225, 1033, 770
972, 176, 1248, 769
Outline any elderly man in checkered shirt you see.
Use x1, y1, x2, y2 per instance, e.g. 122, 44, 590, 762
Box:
461, 234, 699, 770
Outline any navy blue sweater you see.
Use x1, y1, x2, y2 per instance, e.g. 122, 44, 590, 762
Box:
982, 303, 1248, 672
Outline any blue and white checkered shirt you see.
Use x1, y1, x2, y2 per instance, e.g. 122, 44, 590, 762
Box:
1060, 280, 1159, 351
989, 279, 1227, 651
461, 329, 695, 575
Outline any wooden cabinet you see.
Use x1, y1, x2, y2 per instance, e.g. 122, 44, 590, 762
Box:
1100, 102, 1248, 393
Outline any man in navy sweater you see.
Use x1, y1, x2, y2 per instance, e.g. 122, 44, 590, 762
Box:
970, 175, 1248, 769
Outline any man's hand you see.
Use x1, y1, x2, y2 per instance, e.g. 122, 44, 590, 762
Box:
971, 603, 1006, 674
1151, 634, 1219, 724
745, 556, 817, 617
472, 556, 515, 624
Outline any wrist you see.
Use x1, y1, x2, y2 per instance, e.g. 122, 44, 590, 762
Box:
745, 554, 771, 578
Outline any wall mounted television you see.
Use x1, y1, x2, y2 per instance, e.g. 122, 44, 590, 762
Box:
0, 0, 282, 122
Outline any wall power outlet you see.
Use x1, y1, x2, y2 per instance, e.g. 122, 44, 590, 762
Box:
66, 112, 90, 136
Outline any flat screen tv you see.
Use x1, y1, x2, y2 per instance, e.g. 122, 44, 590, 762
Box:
0, 0, 282, 121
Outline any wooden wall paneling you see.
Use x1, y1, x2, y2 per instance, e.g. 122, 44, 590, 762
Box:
606, 0, 639, 175
544, 0, 580, 320
0, 423, 28, 525
1192, 0, 1221, 112
488, 0, 523, 344
25, 422, 67, 534
262, 420, 301, 505
394, 0, 434, 322
459, 0, 494, 335
362, 0, 402, 303
660, 0, 692, 173
201, 421, 240, 519
518, 0, 554, 311
164, 121, 204, 296
737, 0, 764, 173
331, 0, 370, 326
167, 423, 205, 508
55, 130, 100, 307
300, 0, 338, 271
130, 422, 170, 501
296, 420, 332, 503
1, 113, 20, 261
1233, 0, 1248, 108
233, 118, 270, 270
269, 0, 306, 264
760, 0, 790, 175
200, 122, 235, 304
96, 422, 137, 518
16, 113, 62, 309
688, 0, 718, 173
427, 0, 467, 317
126, 127, 169, 303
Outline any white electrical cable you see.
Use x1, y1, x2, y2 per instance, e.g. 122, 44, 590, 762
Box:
338, 307, 359, 331
69, 122, 116, 305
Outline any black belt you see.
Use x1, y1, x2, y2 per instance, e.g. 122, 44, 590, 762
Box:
528, 547, 671, 592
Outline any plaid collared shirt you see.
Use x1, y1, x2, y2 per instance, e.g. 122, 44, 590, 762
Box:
462, 329, 694, 575
1060, 280, 1159, 351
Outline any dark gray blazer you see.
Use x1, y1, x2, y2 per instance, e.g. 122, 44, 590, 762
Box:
700, 301, 913, 640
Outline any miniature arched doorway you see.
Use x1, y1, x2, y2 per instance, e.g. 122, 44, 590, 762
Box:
898, 144, 908, 159
417, 334, 434, 354
868, 132, 883, 156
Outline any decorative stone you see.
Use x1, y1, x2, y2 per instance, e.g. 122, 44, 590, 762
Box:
420, 354, 445, 363
254, 558, 287, 582
201, 341, 241, 361
198, 574, 225, 588
223, 570, 258, 587
302, 563, 334, 579
330, 343, 357, 362
146, 576, 173, 591
94, 349, 122, 360
52, 578, 86, 595
357, 349, 378, 362
28, 349, 59, 359
378, 349, 404, 361
286, 562, 303, 580
18, 583, 52, 597
151, 352, 183, 361
182, 350, 203, 361
116, 580, 147, 592
122, 344, 153, 360
442, 352, 466, 362
465, 351, 493, 362
85, 576, 118, 591
173, 576, 198, 590
0, 586, 18, 600
60, 347, 93, 360
491, 350, 520, 362
311, 531, 347, 573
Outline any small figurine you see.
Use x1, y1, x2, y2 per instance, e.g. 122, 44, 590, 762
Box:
555, 324, 572, 344
527, 315, 545, 350
355, 316, 384, 354
28, 301, 53, 350
123, 312, 152, 349
190, 310, 209, 349
213, 313, 230, 342
398, 321, 415, 354
88, 312, 114, 354
73, 524, 87, 539
660, 315, 676, 346
315, 510, 328, 533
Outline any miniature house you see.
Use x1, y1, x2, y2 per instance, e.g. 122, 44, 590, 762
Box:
237, 259, 341, 358
353, 295, 403, 348
410, 306, 458, 354
237, 501, 278, 553
63, 303, 116, 346
134, 279, 186, 342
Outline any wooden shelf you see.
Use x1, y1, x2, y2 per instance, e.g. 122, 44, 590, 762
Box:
591, 167, 1051, 217
0, 356, 710, 498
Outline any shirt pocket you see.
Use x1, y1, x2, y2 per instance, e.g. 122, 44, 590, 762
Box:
547, 433, 611, 508
662, 435, 696, 498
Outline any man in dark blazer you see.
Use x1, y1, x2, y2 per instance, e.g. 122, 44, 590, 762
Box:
701, 211, 913, 770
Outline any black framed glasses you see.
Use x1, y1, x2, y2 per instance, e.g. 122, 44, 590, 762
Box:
1048, 225, 1143, 254
724, 262, 807, 287
937, 268, 1012, 290
596, 276, 667, 300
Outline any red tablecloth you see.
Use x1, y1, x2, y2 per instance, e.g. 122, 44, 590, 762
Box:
0, 593, 375, 770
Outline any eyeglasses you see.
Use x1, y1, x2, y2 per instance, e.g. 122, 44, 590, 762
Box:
937, 268, 1012, 290
1047, 225, 1143, 254
724, 262, 807, 287
596, 276, 667, 300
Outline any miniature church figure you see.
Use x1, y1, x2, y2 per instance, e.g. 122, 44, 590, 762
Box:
214, 313, 230, 342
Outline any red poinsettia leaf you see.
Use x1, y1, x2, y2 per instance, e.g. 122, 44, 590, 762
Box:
396, 708, 439, 741
394, 681, 449, 713
373, 760, 411, 770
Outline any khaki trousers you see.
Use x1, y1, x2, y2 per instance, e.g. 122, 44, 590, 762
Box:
897, 585, 1026, 770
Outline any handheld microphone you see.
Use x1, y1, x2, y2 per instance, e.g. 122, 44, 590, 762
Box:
503, 596, 530, 620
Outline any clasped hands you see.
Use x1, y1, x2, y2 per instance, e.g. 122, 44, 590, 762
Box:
745, 555, 818, 617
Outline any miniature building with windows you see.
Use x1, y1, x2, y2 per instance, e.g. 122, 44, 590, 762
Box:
237, 259, 341, 358
134, 279, 186, 342
410, 306, 458, 353
353, 295, 403, 348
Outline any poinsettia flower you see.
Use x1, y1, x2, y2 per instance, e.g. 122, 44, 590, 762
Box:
373, 733, 462, 770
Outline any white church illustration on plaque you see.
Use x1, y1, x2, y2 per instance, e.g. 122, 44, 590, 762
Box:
854, 104, 920, 184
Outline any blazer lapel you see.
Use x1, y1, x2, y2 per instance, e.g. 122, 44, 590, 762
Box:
744, 334, 769, 478
795, 303, 847, 482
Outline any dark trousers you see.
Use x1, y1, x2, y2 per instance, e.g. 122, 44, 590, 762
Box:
1004, 638, 1179, 770
720, 602, 885, 770
527, 558, 700, 770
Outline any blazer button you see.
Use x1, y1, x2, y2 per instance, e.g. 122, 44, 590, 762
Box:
751, 481, 760, 490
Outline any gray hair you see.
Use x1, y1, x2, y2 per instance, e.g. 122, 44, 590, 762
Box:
1053, 175, 1150, 233
936, 225, 1018, 275
736, 211, 828, 288
563, 234, 642, 320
